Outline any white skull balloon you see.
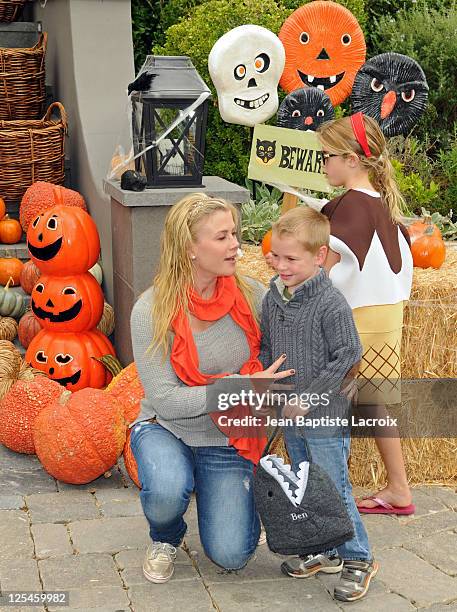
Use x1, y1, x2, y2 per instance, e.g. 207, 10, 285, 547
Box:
208, 25, 285, 127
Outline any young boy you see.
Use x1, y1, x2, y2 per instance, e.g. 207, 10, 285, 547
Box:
259, 206, 378, 603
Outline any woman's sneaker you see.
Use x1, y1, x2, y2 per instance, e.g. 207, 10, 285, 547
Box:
143, 542, 177, 583
281, 553, 343, 578
334, 559, 379, 602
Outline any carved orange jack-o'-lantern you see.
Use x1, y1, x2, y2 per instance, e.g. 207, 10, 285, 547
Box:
26, 329, 114, 391
279, 1, 366, 106
31, 273, 104, 332
27, 206, 100, 275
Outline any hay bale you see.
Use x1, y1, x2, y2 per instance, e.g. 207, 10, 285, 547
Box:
237, 243, 457, 486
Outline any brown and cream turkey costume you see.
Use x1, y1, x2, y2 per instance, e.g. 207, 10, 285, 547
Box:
322, 188, 413, 404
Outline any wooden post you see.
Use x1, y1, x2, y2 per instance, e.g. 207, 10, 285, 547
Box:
281, 192, 298, 215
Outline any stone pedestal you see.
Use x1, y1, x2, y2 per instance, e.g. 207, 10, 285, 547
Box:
103, 177, 250, 365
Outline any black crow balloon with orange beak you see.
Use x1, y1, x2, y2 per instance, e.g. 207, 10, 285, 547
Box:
351, 52, 429, 137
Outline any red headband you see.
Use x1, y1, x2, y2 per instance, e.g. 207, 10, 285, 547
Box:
350, 112, 372, 158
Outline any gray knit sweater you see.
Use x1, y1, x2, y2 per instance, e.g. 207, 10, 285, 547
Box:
130, 277, 267, 446
259, 269, 362, 401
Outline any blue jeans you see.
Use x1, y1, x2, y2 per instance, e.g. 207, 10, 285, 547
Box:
284, 425, 372, 562
129, 421, 261, 570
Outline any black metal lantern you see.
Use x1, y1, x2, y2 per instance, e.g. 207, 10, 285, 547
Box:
131, 56, 211, 188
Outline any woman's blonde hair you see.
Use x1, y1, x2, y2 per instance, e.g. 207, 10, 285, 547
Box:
273, 206, 330, 253
149, 193, 256, 358
317, 115, 404, 222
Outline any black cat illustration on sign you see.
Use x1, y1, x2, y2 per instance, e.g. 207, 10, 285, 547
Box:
256, 139, 277, 165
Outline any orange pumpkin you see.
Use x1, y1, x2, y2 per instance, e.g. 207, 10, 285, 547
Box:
31, 273, 104, 332
33, 388, 126, 484
411, 234, 446, 269
27, 205, 100, 275
105, 362, 144, 424
0, 196, 6, 220
279, 1, 366, 106
123, 428, 141, 488
261, 229, 272, 256
0, 257, 24, 286
20, 260, 41, 295
25, 329, 115, 391
18, 310, 42, 349
0, 371, 63, 454
0, 216, 22, 244
20, 182, 87, 233
405, 216, 441, 245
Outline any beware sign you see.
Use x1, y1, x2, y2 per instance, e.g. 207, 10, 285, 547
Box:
248, 124, 330, 193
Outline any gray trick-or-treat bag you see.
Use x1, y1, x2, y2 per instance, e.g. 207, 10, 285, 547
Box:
253, 431, 354, 556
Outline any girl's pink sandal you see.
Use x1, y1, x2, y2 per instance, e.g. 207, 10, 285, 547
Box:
357, 496, 415, 515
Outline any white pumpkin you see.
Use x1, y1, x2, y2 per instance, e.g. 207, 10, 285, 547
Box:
88, 262, 103, 285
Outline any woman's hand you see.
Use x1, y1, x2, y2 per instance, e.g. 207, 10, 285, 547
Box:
250, 354, 295, 395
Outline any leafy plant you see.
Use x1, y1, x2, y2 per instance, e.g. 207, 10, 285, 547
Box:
392, 159, 439, 215
241, 182, 282, 244
419, 208, 457, 241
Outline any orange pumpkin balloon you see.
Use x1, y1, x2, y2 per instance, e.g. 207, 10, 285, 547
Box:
261, 229, 272, 255
31, 272, 104, 332
279, 1, 366, 106
26, 329, 115, 391
27, 206, 100, 275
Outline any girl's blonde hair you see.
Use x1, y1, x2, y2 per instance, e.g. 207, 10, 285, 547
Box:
150, 193, 256, 358
317, 115, 404, 222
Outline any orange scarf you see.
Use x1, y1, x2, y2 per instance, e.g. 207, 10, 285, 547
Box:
170, 275, 266, 464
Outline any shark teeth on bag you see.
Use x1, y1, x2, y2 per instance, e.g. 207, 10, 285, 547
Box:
260, 455, 310, 508
294, 461, 310, 506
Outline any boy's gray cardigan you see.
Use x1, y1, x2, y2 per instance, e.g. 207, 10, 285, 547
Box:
259, 269, 363, 401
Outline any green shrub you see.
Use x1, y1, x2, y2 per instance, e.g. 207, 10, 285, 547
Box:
435, 135, 457, 218
131, 0, 206, 69
282, 0, 366, 28
391, 159, 439, 216
370, 5, 457, 148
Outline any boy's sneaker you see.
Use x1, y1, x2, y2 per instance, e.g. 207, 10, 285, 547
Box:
143, 542, 177, 583
334, 559, 379, 602
281, 553, 343, 578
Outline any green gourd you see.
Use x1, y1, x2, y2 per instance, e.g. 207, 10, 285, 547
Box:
0, 278, 26, 319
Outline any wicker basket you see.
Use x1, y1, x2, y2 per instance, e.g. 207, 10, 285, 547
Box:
0, 32, 47, 120
0, 102, 67, 213
0, 0, 27, 22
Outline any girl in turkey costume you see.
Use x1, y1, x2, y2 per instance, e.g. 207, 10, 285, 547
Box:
317, 113, 415, 515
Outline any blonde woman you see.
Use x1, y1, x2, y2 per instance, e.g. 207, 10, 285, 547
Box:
316, 113, 415, 515
129, 194, 293, 584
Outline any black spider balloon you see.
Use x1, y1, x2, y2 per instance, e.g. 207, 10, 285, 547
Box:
351, 53, 429, 137
277, 87, 334, 131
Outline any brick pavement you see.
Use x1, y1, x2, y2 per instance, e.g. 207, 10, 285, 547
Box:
0, 444, 456, 611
